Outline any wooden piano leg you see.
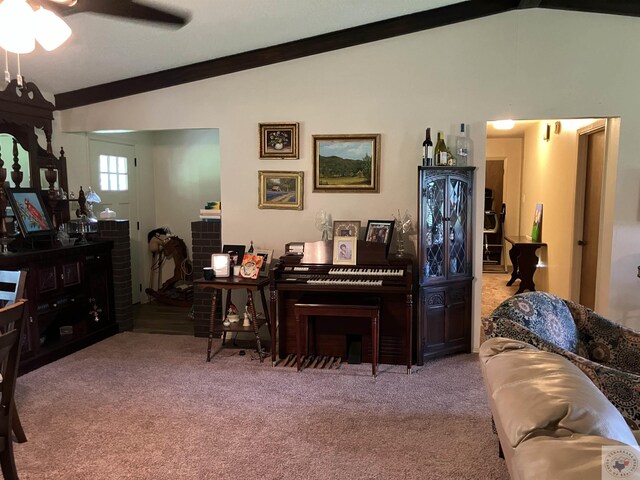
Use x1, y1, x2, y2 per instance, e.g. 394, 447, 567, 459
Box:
295, 311, 303, 371
372, 310, 379, 377
406, 293, 413, 374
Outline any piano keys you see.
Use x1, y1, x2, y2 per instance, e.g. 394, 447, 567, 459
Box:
269, 240, 415, 371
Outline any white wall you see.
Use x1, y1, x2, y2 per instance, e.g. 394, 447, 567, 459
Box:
56, 9, 640, 347
485, 137, 523, 247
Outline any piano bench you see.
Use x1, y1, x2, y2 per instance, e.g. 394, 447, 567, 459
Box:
293, 299, 380, 377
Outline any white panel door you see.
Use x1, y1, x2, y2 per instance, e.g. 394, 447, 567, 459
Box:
89, 139, 140, 303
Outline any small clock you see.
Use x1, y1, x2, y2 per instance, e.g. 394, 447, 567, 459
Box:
211, 253, 230, 277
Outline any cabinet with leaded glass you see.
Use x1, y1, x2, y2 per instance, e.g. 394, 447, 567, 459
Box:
418, 166, 475, 362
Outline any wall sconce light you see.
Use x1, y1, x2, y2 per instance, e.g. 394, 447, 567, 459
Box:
543, 124, 551, 142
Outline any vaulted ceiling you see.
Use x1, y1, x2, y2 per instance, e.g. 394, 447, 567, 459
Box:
10, 0, 639, 110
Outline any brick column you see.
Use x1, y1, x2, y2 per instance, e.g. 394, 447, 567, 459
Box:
191, 221, 221, 337
98, 220, 133, 331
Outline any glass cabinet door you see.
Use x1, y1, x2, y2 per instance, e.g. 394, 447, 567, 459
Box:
420, 175, 446, 283
446, 176, 471, 277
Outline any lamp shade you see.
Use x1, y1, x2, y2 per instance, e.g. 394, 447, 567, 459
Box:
0, 0, 35, 54
34, 7, 71, 51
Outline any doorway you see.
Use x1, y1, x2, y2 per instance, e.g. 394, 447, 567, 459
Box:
89, 138, 141, 304
574, 120, 606, 310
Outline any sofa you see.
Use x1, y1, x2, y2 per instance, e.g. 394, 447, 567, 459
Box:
480, 337, 640, 480
483, 291, 640, 428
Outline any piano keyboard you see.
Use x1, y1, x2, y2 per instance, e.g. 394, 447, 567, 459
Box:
328, 267, 403, 277
307, 277, 383, 286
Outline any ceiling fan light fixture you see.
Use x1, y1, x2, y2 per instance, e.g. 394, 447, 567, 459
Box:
0, 0, 36, 54
34, 7, 72, 51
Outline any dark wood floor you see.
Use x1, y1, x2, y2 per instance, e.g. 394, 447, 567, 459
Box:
132, 302, 194, 335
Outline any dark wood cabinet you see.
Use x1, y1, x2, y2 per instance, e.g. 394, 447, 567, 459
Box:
418, 166, 475, 362
0, 241, 117, 374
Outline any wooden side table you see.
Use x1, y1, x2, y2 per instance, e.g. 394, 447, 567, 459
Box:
195, 276, 271, 363
504, 235, 547, 294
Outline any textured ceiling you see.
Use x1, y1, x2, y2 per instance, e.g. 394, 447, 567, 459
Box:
15, 0, 455, 95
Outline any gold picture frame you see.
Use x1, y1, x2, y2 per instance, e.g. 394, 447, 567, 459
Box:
313, 134, 380, 193
332, 220, 361, 238
333, 236, 357, 265
259, 122, 299, 159
258, 171, 304, 210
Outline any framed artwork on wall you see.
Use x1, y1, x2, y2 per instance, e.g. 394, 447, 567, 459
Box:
313, 134, 380, 193
258, 171, 304, 210
259, 122, 299, 159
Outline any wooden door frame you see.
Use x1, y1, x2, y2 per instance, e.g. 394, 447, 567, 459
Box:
571, 119, 618, 313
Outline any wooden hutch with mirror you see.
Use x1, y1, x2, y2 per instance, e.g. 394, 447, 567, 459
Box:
0, 79, 117, 374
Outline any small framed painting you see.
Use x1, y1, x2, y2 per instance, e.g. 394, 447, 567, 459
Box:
332, 220, 361, 238
531, 203, 543, 242
254, 248, 274, 276
365, 219, 395, 256
222, 244, 246, 267
333, 236, 357, 265
258, 171, 304, 210
259, 122, 299, 159
239, 254, 264, 280
313, 134, 380, 193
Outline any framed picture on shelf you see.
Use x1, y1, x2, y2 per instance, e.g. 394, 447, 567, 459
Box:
365, 219, 395, 256
332, 220, 361, 238
258, 171, 304, 210
313, 134, 380, 193
239, 254, 264, 280
333, 236, 357, 265
6, 188, 55, 238
254, 248, 274, 275
221, 244, 246, 267
531, 203, 543, 242
259, 122, 299, 159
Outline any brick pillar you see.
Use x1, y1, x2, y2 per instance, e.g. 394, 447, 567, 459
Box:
98, 220, 133, 331
191, 221, 221, 337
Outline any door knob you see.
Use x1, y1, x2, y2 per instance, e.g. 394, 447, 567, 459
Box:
577, 240, 586, 246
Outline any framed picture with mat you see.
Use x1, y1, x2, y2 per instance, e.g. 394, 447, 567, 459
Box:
6, 188, 55, 242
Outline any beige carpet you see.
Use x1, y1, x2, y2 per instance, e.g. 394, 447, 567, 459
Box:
481, 272, 519, 318
13, 332, 508, 480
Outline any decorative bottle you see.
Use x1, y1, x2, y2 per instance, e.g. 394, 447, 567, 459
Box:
456, 123, 469, 166
434, 131, 448, 166
422, 128, 434, 166
248, 240, 254, 254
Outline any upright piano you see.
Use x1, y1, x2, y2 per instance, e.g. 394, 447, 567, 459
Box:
269, 240, 415, 370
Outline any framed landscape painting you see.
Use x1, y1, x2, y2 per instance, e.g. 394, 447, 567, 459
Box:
313, 134, 380, 193
259, 122, 299, 159
258, 171, 304, 210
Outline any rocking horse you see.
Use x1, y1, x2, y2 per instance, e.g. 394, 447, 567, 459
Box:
145, 230, 194, 307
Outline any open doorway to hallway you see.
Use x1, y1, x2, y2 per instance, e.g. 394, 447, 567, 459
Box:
482, 117, 618, 315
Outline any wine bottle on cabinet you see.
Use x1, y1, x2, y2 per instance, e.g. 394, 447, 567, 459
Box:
422, 128, 434, 166
434, 131, 448, 166
456, 123, 469, 166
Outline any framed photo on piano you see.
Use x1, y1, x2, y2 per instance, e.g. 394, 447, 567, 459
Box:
332, 220, 360, 238
333, 236, 357, 265
365, 219, 395, 256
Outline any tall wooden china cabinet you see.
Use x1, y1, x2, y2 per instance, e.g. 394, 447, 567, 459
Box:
418, 166, 475, 362
0, 80, 116, 373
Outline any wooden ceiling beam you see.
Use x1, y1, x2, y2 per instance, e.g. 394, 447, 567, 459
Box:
54, 0, 517, 110
518, 0, 542, 8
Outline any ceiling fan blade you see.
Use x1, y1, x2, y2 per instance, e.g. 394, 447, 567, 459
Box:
40, 0, 191, 27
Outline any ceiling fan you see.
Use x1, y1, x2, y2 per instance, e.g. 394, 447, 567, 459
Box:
35, 0, 191, 27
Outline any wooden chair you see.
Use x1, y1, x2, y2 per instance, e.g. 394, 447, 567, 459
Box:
0, 271, 26, 308
0, 271, 27, 444
0, 300, 28, 480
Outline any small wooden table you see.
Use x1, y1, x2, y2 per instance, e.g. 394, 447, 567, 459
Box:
195, 276, 271, 363
504, 235, 547, 294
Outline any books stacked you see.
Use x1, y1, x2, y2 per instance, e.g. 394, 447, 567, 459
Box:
200, 202, 221, 222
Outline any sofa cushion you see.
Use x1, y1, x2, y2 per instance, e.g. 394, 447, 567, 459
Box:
480, 338, 638, 448
512, 435, 640, 480
490, 292, 579, 352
